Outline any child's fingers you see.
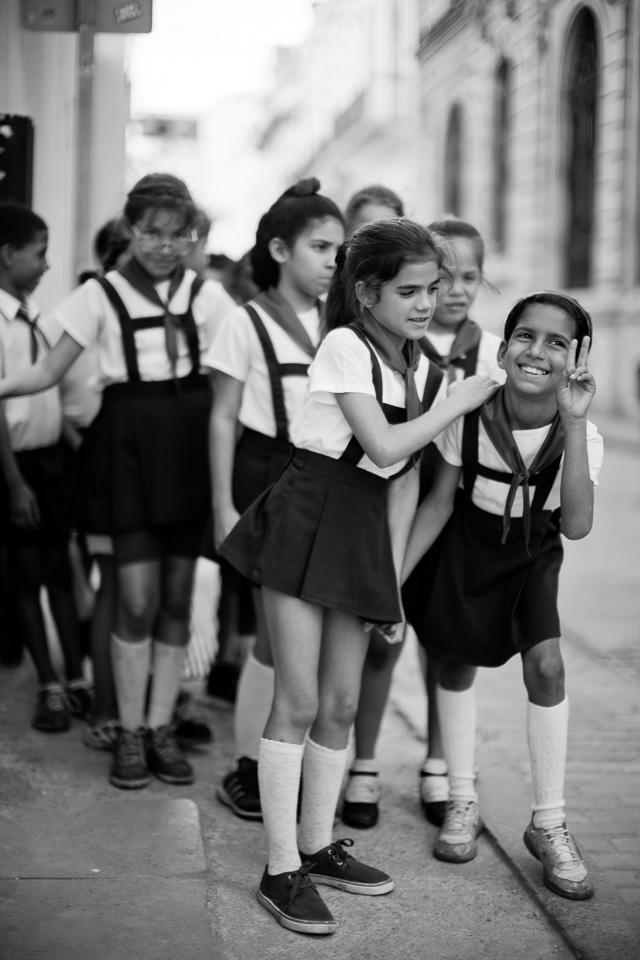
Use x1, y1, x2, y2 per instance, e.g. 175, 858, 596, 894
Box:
577, 336, 591, 368
569, 364, 592, 382
566, 339, 578, 374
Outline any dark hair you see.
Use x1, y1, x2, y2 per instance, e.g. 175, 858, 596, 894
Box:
93, 218, 130, 273
344, 184, 404, 236
427, 214, 485, 273
250, 177, 344, 291
503, 291, 594, 351
123, 173, 197, 229
0, 201, 47, 249
324, 217, 452, 334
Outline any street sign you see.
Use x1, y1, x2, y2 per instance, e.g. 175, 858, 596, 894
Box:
22, 0, 153, 33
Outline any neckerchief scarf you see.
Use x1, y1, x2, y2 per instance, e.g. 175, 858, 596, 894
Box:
358, 308, 422, 422
420, 317, 482, 383
252, 287, 319, 358
479, 385, 565, 548
15, 304, 47, 362
119, 257, 186, 379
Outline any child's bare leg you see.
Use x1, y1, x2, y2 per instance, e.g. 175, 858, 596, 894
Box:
89, 554, 118, 724
418, 650, 449, 823
521, 638, 592, 899
42, 543, 84, 683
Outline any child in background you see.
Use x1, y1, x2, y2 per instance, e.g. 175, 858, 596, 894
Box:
219, 218, 497, 935
343, 215, 505, 830
0, 175, 235, 788
344, 184, 404, 237
402, 292, 601, 901
207, 178, 344, 819
0, 201, 87, 732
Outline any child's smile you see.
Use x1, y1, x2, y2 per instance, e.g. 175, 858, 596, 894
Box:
498, 304, 576, 394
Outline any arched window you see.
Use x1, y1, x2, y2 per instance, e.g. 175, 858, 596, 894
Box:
562, 7, 599, 287
444, 104, 463, 216
493, 59, 511, 252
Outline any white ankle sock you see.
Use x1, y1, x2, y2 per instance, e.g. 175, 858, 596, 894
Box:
111, 634, 151, 731
528, 698, 568, 829
234, 653, 274, 761
421, 756, 447, 776
298, 737, 349, 855
437, 685, 477, 802
259, 737, 304, 876
147, 641, 186, 729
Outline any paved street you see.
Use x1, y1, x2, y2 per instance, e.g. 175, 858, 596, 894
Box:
0, 440, 638, 959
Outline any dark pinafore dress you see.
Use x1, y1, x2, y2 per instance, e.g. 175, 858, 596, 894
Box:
415, 407, 564, 667
75, 276, 211, 539
202, 305, 309, 572
219, 326, 438, 624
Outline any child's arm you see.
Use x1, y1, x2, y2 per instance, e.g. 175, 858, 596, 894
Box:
401, 455, 462, 583
0, 404, 39, 529
0, 333, 83, 399
337, 374, 497, 469
209, 371, 243, 549
61, 417, 82, 452
557, 337, 596, 540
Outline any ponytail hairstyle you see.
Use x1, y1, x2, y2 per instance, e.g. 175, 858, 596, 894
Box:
344, 184, 404, 237
427, 214, 485, 274
503, 291, 594, 353
324, 218, 452, 335
123, 173, 198, 229
250, 177, 344, 291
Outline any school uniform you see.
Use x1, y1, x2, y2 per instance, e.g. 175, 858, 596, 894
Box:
413, 394, 603, 667
219, 321, 447, 624
0, 290, 67, 548
53, 264, 235, 552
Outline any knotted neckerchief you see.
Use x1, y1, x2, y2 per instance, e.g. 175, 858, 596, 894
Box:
118, 257, 186, 378
480, 385, 564, 547
252, 287, 318, 358
358, 308, 422, 422
420, 317, 482, 383
14, 303, 51, 362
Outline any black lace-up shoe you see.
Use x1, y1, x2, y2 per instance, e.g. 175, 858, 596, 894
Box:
300, 838, 394, 895
146, 725, 194, 784
216, 757, 262, 819
110, 727, 150, 789
257, 863, 336, 934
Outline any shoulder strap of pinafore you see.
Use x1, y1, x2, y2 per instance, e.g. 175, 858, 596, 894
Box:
461, 407, 563, 508
421, 361, 444, 412
338, 324, 385, 465
244, 303, 309, 442
96, 275, 204, 381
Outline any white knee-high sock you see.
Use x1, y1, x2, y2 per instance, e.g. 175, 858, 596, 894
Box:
234, 653, 274, 761
259, 737, 304, 876
298, 738, 349, 855
111, 634, 151, 731
528, 698, 568, 829
147, 640, 186, 729
437, 685, 477, 802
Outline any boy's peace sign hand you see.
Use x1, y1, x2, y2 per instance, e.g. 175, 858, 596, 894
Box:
557, 337, 595, 421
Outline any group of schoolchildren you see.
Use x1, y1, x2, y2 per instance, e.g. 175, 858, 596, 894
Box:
0, 172, 602, 936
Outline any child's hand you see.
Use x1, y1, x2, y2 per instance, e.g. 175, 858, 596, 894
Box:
449, 375, 500, 413
213, 504, 241, 550
9, 480, 40, 529
557, 337, 595, 421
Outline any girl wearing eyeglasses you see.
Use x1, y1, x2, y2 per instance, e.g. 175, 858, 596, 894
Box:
0, 173, 235, 790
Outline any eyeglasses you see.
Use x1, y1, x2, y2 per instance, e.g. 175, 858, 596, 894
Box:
132, 226, 197, 255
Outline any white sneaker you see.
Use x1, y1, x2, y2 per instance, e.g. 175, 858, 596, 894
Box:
434, 799, 483, 863
523, 820, 594, 900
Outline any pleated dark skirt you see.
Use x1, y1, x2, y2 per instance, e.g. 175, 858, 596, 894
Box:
218, 448, 401, 623
75, 375, 211, 534
419, 498, 563, 667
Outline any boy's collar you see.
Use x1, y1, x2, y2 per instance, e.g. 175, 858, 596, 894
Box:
0, 288, 36, 321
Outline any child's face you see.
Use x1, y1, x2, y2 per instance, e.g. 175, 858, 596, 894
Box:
349, 202, 399, 237
498, 303, 576, 396
431, 236, 481, 330
366, 259, 440, 346
8, 230, 49, 295
279, 216, 344, 300
129, 208, 195, 280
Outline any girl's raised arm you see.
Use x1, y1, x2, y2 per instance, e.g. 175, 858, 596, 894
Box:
0, 332, 83, 400
337, 374, 498, 469
557, 337, 596, 540
401, 456, 461, 583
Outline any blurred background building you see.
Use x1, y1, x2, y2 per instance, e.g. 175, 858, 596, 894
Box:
1, 0, 639, 428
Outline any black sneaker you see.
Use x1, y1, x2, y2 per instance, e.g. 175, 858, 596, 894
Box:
31, 685, 71, 733
110, 727, 150, 790
300, 838, 394, 895
257, 864, 336, 935
173, 691, 213, 746
146, 725, 195, 785
206, 662, 240, 710
216, 756, 262, 820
